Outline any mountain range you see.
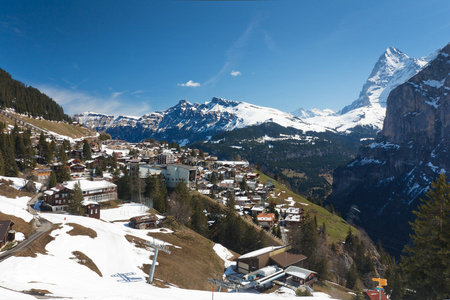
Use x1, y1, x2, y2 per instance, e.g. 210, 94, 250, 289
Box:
72, 46, 439, 199
73, 46, 434, 144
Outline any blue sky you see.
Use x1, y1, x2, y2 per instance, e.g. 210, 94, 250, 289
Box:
1, 0, 450, 117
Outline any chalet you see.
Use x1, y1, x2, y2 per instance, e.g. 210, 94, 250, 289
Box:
257, 213, 276, 229
246, 173, 260, 180
67, 158, 86, 173
284, 266, 316, 287
235, 196, 250, 206
69, 163, 86, 173
285, 207, 303, 215
364, 290, 388, 300
251, 205, 265, 217
44, 180, 117, 212
129, 214, 158, 229
236, 245, 307, 275
44, 185, 71, 212
249, 194, 262, 204
64, 180, 117, 203
32, 168, 52, 183
0, 220, 15, 249
285, 214, 302, 227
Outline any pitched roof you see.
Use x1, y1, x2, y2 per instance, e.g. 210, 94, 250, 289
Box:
270, 251, 307, 268
238, 246, 284, 259
364, 290, 388, 300
0, 220, 14, 238
284, 266, 316, 279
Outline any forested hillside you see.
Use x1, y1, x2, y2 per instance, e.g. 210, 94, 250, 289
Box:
191, 123, 365, 198
0, 68, 71, 122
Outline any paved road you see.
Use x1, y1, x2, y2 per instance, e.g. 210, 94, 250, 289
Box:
0, 192, 53, 262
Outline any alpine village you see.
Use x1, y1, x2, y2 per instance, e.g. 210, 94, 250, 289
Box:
1, 40, 450, 300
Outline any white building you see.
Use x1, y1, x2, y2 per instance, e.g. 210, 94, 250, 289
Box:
162, 164, 197, 189
64, 180, 117, 203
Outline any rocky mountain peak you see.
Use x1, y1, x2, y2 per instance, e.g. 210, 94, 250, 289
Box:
327, 42, 450, 257
210, 97, 240, 108
381, 43, 450, 147
340, 46, 428, 115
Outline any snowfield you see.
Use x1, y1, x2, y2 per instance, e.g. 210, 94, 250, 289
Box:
0, 178, 337, 299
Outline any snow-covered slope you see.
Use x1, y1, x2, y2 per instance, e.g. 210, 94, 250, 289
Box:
294, 47, 436, 133
0, 178, 337, 300
73, 97, 330, 144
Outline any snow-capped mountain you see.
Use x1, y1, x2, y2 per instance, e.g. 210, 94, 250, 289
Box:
294, 47, 436, 133
327, 42, 450, 256
73, 97, 329, 144
75, 46, 437, 145
291, 107, 336, 119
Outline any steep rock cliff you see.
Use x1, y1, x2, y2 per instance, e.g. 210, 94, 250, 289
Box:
327, 43, 450, 256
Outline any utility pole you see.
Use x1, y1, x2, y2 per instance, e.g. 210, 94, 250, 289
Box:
146, 240, 171, 284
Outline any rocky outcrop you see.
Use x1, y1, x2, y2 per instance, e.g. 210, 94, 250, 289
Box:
327, 43, 450, 256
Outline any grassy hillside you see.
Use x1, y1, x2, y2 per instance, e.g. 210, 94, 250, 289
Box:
257, 171, 357, 244
144, 218, 227, 291
1, 110, 95, 139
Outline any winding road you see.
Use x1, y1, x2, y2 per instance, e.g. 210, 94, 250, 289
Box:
0, 192, 54, 262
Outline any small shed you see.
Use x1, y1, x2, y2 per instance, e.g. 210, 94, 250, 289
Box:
129, 214, 158, 229
0, 220, 15, 249
284, 266, 317, 287
86, 203, 101, 219
364, 290, 388, 300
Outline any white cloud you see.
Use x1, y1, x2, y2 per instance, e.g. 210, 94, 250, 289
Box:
231, 70, 242, 77
37, 84, 151, 117
178, 80, 201, 87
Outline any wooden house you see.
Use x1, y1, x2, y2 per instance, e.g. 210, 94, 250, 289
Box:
86, 203, 101, 219
364, 290, 388, 300
236, 246, 307, 275
0, 220, 15, 249
284, 266, 316, 287
129, 214, 158, 229
44, 185, 71, 212
32, 168, 52, 183
257, 213, 276, 229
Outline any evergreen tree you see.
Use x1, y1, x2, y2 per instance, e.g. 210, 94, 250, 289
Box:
346, 263, 358, 289
401, 173, 450, 299
22, 130, 35, 170
240, 177, 248, 191
226, 194, 235, 211
38, 131, 49, 164
94, 166, 103, 177
190, 195, 208, 237
55, 166, 71, 183
290, 213, 329, 278
48, 171, 57, 188
0, 151, 4, 176
144, 174, 167, 213
210, 172, 217, 184
59, 144, 68, 164
83, 140, 92, 160
117, 170, 132, 200
2, 133, 18, 176
48, 140, 57, 163
67, 183, 84, 215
